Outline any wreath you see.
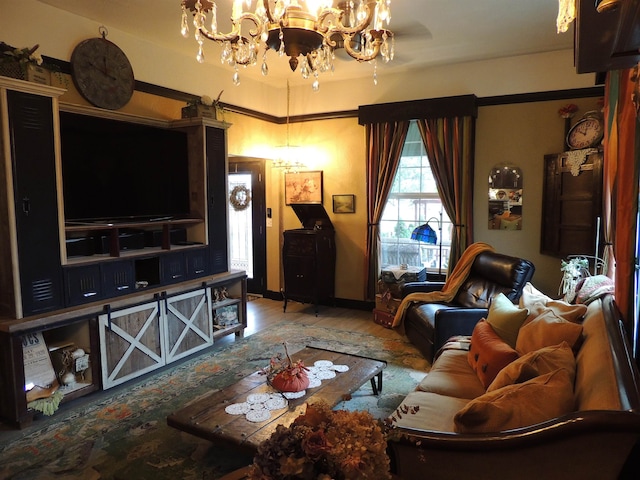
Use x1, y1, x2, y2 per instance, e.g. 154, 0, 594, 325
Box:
230, 185, 251, 211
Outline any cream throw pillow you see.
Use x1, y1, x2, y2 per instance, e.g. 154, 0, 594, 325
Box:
454, 369, 575, 433
485, 292, 529, 348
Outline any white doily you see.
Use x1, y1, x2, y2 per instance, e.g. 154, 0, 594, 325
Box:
225, 393, 288, 422
566, 148, 597, 176
224, 360, 349, 422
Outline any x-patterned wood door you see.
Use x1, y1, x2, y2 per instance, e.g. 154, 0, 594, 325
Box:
99, 299, 165, 389
164, 288, 213, 363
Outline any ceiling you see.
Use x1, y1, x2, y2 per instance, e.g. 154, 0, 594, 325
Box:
38, 0, 574, 87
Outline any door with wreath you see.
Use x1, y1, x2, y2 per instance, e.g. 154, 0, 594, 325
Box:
228, 159, 267, 295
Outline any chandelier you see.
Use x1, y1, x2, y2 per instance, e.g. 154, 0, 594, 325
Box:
180, 0, 394, 90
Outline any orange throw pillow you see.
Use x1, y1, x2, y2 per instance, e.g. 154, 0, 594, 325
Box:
467, 320, 519, 389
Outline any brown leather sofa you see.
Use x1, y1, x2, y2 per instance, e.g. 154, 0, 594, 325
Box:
401, 251, 535, 361
388, 294, 640, 480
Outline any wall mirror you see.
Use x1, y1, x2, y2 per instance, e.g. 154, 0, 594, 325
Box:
488, 165, 523, 230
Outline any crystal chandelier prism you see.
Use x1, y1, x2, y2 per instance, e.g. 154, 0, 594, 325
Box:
180, 0, 394, 90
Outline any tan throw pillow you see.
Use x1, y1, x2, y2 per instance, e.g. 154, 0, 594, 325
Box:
467, 320, 519, 389
454, 369, 575, 433
488, 342, 576, 392
485, 292, 529, 348
515, 311, 584, 354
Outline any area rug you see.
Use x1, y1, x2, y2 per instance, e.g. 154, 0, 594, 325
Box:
0, 322, 429, 480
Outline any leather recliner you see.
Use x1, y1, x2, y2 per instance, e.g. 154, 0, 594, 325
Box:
400, 251, 535, 361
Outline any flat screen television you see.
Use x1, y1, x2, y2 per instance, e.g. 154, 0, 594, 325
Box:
60, 112, 191, 224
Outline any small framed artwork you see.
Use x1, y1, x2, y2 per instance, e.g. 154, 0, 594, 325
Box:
333, 194, 355, 213
284, 170, 323, 205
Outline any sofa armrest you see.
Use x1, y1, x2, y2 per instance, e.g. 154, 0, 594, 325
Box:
434, 308, 487, 353
388, 410, 640, 480
401, 281, 446, 297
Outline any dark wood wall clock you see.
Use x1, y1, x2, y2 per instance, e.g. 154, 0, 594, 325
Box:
70, 29, 135, 110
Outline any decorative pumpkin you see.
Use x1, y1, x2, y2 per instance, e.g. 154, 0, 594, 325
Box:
263, 342, 310, 393
271, 368, 309, 393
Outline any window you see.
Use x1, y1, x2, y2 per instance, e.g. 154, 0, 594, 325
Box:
380, 121, 451, 275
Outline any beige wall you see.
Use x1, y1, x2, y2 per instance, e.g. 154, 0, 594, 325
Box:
474, 98, 603, 296
1, 0, 605, 301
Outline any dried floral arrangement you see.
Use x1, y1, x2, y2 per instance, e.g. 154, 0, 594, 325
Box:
0, 43, 43, 66
249, 401, 394, 480
558, 103, 579, 119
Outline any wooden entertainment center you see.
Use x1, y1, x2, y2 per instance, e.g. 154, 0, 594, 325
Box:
0, 77, 247, 428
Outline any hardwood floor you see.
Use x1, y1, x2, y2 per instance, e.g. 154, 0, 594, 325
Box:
0, 298, 394, 436
217, 297, 398, 346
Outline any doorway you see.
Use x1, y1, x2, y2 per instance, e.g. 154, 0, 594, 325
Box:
228, 158, 266, 295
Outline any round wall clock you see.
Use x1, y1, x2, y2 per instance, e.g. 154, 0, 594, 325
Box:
566, 113, 604, 150
70, 36, 135, 110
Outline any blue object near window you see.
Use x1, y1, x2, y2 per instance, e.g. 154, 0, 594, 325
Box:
411, 223, 438, 244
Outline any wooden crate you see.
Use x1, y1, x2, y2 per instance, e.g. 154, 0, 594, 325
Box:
373, 308, 394, 328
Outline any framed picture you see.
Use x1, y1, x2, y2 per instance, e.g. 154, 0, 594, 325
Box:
333, 194, 355, 213
284, 171, 323, 205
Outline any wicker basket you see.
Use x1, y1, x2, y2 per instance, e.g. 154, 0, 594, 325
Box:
0, 62, 26, 80
0, 62, 51, 85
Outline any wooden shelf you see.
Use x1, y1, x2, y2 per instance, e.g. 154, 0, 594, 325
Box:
65, 217, 203, 233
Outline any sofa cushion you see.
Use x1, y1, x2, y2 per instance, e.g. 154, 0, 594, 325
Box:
468, 320, 519, 389
519, 282, 587, 322
393, 391, 470, 432
516, 310, 584, 354
485, 292, 529, 348
453, 369, 575, 433
574, 300, 622, 411
488, 342, 576, 392
417, 349, 486, 399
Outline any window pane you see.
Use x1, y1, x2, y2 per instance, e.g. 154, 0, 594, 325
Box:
381, 120, 450, 274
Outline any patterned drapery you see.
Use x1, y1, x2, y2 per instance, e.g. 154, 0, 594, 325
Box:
603, 67, 640, 335
363, 121, 410, 300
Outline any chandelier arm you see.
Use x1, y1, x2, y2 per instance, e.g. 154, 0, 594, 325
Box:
196, 12, 263, 43
261, 0, 277, 24
316, 4, 374, 36
342, 31, 386, 62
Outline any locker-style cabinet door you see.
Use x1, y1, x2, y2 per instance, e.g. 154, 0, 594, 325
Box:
6, 90, 63, 316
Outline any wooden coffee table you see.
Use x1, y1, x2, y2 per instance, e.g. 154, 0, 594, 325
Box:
167, 346, 386, 453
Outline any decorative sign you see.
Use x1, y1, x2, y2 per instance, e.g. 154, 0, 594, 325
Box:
22, 332, 58, 402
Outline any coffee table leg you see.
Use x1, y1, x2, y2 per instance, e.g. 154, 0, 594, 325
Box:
370, 372, 383, 395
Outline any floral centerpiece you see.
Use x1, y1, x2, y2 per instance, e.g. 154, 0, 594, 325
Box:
261, 343, 310, 393
248, 401, 393, 479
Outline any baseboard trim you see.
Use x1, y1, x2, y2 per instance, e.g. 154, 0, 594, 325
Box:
263, 290, 374, 312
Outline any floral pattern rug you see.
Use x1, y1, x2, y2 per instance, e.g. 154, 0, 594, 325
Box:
0, 321, 429, 479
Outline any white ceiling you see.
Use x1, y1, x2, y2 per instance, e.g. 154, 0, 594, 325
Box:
37, 0, 573, 87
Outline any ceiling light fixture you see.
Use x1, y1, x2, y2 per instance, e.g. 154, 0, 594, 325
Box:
180, 0, 394, 91
273, 80, 305, 172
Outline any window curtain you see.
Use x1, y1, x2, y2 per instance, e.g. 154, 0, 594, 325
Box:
363, 121, 410, 300
359, 95, 477, 301
416, 116, 476, 271
603, 67, 640, 334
